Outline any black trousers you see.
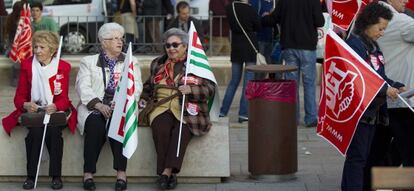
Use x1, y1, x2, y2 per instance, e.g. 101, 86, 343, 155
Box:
83, 113, 127, 173
362, 124, 401, 191
25, 125, 64, 177
389, 108, 414, 166
151, 111, 192, 175
341, 123, 376, 191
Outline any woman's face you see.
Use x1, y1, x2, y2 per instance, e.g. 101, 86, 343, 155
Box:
365, 18, 389, 41
34, 42, 54, 64
101, 31, 124, 57
165, 35, 187, 61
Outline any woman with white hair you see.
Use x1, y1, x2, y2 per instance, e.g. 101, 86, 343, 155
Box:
75, 22, 142, 191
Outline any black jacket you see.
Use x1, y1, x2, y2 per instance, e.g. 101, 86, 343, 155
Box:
262, 0, 324, 50
225, 2, 261, 62
166, 16, 204, 42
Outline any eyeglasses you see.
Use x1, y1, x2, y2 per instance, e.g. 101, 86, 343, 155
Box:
165, 42, 183, 49
103, 36, 125, 42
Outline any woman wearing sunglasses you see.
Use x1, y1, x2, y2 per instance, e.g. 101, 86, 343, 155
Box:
140, 28, 215, 190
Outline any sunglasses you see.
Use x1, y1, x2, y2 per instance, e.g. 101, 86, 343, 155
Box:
165, 42, 183, 49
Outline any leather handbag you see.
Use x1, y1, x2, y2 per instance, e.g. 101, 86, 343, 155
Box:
20, 110, 70, 127
232, 2, 267, 65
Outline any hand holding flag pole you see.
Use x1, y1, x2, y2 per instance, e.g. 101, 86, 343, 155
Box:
34, 36, 63, 189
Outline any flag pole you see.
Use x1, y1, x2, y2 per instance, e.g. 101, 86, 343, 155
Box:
397, 94, 414, 113
176, 22, 195, 157
34, 36, 63, 188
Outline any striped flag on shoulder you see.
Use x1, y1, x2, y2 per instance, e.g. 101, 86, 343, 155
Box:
186, 22, 220, 121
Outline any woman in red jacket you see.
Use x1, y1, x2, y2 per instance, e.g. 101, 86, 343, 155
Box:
2, 31, 76, 190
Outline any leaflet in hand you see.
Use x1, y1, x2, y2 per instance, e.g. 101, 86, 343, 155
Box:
400, 87, 414, 98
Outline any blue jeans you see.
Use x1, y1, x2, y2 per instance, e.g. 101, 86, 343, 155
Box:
282, 49, 317, 125
220, 62, 255, 118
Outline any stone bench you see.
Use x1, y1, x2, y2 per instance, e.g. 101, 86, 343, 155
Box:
0, 118, 230, 183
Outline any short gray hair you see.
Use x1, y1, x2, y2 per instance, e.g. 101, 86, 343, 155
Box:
162, 28, 189, 46
98, 22, 125, 42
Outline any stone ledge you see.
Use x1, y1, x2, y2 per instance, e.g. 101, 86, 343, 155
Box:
0, 118, 230, 182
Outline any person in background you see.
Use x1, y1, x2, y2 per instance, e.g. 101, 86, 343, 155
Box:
220, 0, 261, 123
342, 3, 405, 190
30, 2, 59, 33
75, 23, 142, 191
262, 0, 324, 127
142, 0, 174, 52
3, 1, 23, 87
2, 31, 77, 190
371, 0, 414, 188
209, 0, 231, 56
166, 1, 203, 41
250, 0, 277, 64
140, 28, 215, 190
118, 0, 138, 45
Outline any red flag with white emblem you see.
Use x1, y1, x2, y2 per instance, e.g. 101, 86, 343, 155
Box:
331, 0, 360, 31
9, 4, 32, 63
317, 30, 385, 155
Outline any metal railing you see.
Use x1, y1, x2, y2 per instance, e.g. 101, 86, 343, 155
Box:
0, 15, 230, 56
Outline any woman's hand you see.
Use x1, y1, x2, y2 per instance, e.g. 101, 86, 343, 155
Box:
386, 87, 400, 100
95, 102, 112, 119
178, 85, 191, 95
23, 102, 39, 113
45, 104, 57, 114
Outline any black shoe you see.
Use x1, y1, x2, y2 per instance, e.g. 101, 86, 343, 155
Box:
305, 121, 317, 128
168, 174, 177, 189
51, 177, 63, 190
115, 179, 127, 191
23, 177, 34, 190
157, 175, 169, 190
83, 178, 96, 191
238, 116, 248, 123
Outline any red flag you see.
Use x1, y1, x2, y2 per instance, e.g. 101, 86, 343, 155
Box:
9, 4, 32, 63
331, 0, 360, 31
317, 30, 385, 155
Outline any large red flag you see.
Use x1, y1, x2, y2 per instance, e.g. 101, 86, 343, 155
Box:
331, 0, 360, 31
317, 30, 385, 155
9, 4, 32, 63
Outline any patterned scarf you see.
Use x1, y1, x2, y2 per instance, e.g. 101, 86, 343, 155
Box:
102, 53, 118, 94
154, 57, 186, 85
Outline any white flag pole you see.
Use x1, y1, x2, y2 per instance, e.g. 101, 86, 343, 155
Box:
397, 94, 414, 113
34, 36, 63, 188
176, 22, 195, 157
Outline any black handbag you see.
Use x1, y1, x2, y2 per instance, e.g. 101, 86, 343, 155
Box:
20, 110, 70, 127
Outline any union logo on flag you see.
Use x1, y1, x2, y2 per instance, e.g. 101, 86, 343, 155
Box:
317, 30, 385, 155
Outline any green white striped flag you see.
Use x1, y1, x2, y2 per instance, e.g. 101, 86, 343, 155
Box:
108, 43, 138, 159
186, 22, 219, 121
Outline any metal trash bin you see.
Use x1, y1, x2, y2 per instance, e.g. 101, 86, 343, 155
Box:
246, 79, 298, 179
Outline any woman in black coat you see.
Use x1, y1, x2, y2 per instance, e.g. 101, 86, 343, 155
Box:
220, 0, 261, 123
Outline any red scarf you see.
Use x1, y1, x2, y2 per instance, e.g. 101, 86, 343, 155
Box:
154, 58, 185, 85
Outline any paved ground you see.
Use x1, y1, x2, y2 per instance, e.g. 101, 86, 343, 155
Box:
0, 82, 344, 191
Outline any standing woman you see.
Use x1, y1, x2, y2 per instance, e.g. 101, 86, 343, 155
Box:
2, 31, 77, 190
342, 3, 405, 191
220, 0, 261, 123
76, 22, 142, 191
140, 28, 216, 190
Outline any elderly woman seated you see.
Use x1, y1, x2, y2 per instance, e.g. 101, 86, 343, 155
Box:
2, 31, 77, 190
140, 28, 216, 190
75, 22, 142, 191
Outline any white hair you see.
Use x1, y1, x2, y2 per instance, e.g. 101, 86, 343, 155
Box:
98, 22, 125, 42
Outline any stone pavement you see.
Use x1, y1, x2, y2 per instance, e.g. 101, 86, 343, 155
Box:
0, 83, 344, 191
